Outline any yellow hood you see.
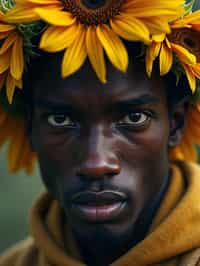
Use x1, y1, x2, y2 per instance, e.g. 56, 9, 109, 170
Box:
2, 161, 200, 266
28, 161, 200, 265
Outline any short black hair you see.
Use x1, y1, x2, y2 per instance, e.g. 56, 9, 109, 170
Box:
23, 42, 192, 111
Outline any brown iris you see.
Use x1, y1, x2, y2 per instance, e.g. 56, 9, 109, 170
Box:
62, 0, 123, 25
168, 28, 200, 61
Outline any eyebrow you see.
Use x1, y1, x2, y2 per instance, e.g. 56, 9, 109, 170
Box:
34, 100, 77, 113
115, 94, 160, 108
34, 94, 160, 112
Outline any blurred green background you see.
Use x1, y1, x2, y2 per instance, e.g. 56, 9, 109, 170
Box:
0, 144, 44, 253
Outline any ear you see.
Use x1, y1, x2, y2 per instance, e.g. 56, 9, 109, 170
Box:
168, 100, 189, 148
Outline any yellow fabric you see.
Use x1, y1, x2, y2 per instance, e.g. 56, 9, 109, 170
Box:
2, 161, 200, 266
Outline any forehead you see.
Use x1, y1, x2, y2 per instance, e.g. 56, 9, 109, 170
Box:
32, 53, 166, 106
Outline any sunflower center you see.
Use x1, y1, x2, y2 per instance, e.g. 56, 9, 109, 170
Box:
168, 28, 200, 61
81, 0, 106, 9
62, 0, 123, 25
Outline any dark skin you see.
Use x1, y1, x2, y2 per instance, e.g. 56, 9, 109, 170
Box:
28, 53, 186, 266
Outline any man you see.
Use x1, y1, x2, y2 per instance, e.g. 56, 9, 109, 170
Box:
1, 0, 200, 265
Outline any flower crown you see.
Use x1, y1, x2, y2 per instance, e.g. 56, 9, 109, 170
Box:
0, 0, 199, 174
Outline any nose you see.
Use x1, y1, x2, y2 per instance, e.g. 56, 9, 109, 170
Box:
76, 125, 121, 179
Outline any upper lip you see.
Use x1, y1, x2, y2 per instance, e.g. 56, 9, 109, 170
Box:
70, 190, 127, 206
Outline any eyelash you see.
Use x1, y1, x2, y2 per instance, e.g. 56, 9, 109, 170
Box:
42, 109, 155, 128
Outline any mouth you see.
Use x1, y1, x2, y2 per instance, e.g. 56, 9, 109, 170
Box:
69, 190, 127, 223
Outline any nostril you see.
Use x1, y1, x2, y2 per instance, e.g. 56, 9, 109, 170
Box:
76, 157, 121, 179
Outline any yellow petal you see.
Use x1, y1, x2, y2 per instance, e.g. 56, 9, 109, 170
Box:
0, 24, 15, 32
192, 64, 200, 79
171, 43, 196, 65
141, 17, 171, 35
62, 27, 87, 78
8, 121, 26, 172
0, 72, 7, 90
15, 78, 23, 89
4, 5, 40, 23
122, 0, 184, 19
97, 24, 128, 73
0, 50, 10, 73
40, 23, 80, 52
0, 31, 18, 55
152, 33, 166, 42
86, 26, 106, 83
146, 47, 153, 77
28, 0, 60, 4
182, 63, 196, 93
159, 42, 173, 76
173, 10, 200, 26
35, 7, 76, 26
111, 15, 150, 44
10, 36, 24, 80
6, 73, 16, 104
0, 31, 11, 40
145, 42, 161, 77
179, 134, 196, 161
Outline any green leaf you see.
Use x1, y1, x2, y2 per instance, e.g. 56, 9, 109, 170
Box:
0, 0, 15, 13
184, 0, 196, 15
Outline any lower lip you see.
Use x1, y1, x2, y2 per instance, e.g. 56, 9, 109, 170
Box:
71, 202, 126, 222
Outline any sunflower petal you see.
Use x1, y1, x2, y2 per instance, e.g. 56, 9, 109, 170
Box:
6, 73, 16, 104
182, 63, 196, 93
111, 15, 150, 44
159, 43, 173, 76
97, 24, 128, 73
0, 24, 15, 32
146, 41, 161, 77
122, 0, 184, 19
0, 72, 7, 90
192, 64, 200, 79
40, 23, 80, 52
0, 50, 10, 73
62, 27, 87, 78
0, 32, 18, 55
171, 43, 196, 65
4, 5, 40, 23
142, 17, 171, 35
10, 36, 24, 80
8, 121, 26, 172
28, 0, 60, 4
35, 7, 75, 26
86, 27, 106, 83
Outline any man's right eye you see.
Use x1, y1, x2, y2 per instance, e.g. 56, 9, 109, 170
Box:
47, 114, 76, 127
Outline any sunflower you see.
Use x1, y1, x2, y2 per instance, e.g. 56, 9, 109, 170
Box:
5, 0, 184, 83
146, 9, 200, 93
0, 106, 36, 174
0, 11, 24, 104
170, 101, 200, 162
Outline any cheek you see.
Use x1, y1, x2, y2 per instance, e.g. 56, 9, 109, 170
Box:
116, 120, 170, 196
31, 123, 83, 197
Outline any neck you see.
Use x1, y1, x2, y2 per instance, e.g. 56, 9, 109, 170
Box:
70, 175, 169, 266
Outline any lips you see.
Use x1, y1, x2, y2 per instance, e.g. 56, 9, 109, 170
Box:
69, 190, 127, 222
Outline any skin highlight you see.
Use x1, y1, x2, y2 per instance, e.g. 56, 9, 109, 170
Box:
27, 53, 186, 266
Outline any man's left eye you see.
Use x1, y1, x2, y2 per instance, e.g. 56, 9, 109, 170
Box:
117, 112, 151, 126
47, 114, 76, 127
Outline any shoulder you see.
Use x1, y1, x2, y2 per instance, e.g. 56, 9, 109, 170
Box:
0, 238, 39, 266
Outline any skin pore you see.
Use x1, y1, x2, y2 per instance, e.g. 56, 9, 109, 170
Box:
27, 53, 186, 266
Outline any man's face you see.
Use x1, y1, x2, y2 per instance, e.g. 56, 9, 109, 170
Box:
30, 54, 171, 243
